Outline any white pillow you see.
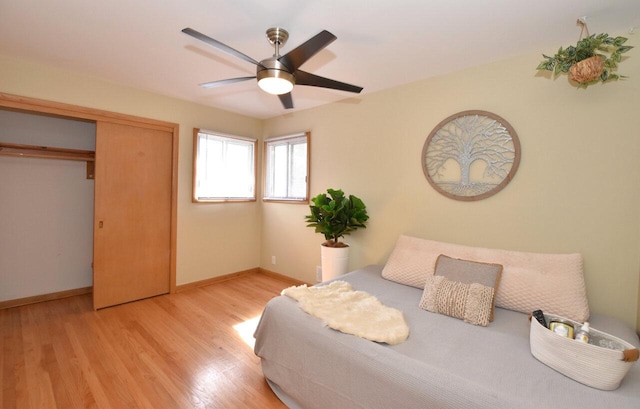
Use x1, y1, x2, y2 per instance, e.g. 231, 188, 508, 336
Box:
382, 235, 589, 321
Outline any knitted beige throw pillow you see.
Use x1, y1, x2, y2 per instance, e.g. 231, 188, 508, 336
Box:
419, 275, 495, 327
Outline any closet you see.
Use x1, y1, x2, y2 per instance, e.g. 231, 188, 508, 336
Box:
0, 93, 178, 309
0, 110, 96, 305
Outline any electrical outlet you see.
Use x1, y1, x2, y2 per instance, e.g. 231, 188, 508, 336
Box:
316, 266, 322, 282
271, 256, 276, 265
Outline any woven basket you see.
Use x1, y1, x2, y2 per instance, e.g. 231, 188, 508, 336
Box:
530, 313, 639, 390
569, 56, 605, 83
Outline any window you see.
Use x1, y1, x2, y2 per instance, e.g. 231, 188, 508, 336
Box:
263, 132, 310, 202
193, 129, 256, 202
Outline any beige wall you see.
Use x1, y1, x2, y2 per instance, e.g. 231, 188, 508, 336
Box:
0, 55, 263, 287
261, 49, 640, 329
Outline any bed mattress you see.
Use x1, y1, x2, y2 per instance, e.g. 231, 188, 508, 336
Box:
253, 265, 640, 409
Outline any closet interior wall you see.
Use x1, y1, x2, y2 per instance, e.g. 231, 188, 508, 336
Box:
0, 109, 96, 302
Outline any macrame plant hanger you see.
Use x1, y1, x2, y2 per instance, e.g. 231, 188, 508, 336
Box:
577, 17, 590, 40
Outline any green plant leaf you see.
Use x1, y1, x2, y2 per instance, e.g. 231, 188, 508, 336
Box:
614, 36, 628, 46
553, 64, 562, 75
617, 45, 633, 54
536, 62, 551, 70
613, 52, 622, 63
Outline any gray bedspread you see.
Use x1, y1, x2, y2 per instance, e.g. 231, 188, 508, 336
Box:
253, 265, 640, 409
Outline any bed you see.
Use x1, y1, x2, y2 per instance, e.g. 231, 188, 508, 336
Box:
253, 237, 640, 409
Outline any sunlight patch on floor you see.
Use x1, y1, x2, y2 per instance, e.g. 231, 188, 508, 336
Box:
233, 316, 261, 348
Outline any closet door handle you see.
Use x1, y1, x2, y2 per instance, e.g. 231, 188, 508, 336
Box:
98, 220, 104, 229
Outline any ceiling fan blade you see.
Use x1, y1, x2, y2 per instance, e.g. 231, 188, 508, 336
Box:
199, 76, 256, 89
278, 30, 336, 71
295, 70, 363, 93
278, 93, 294, 109
182, 28, 260, 66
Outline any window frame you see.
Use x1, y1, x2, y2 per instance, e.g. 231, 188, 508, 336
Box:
192, 128, 257, 203
262, 131, 310, 204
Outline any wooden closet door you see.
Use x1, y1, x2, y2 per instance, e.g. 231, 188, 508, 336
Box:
93, 122, 173, 309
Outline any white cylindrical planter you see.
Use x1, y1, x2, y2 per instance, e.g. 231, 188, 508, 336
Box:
320, 244, 350, 281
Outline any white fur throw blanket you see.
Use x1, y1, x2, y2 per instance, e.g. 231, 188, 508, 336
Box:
281, 281, 409, 345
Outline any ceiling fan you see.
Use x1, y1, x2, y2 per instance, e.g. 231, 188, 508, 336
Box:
182, 27, 363, 109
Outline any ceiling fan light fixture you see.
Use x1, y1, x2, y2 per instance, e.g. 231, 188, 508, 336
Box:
256, 58, 295, 95
258, 72, 294, 95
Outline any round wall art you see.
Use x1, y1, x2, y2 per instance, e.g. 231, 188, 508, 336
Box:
422, 110, 521, 201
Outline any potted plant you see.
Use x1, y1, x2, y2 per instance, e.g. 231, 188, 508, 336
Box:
536, 33, 633, 87
305, 188, 369, 280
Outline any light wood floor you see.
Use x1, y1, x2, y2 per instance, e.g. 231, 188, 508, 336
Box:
1, 273, 294, 409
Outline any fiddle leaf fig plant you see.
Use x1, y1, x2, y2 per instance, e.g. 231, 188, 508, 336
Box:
305, 188, 369, 248
537, 33, 633, 87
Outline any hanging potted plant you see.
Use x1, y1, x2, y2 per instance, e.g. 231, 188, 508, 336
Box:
305, 188, 369, 281
536, 26, 633, 87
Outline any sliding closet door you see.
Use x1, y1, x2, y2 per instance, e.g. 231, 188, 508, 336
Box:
93, 122, 173, 309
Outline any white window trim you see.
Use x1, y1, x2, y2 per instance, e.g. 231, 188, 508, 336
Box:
263, 131, 310, 203
192, 128, 257, 203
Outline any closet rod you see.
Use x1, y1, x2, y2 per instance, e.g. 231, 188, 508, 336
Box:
0, 142, 96, 179
0, 142, 95, 161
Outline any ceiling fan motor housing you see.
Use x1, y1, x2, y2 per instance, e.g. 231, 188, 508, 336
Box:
257, 58, 295, 82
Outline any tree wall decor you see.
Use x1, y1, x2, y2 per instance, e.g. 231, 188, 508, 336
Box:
422, 110, 521, 201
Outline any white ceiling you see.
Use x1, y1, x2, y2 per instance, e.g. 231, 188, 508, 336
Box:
1, 0, 638, 119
